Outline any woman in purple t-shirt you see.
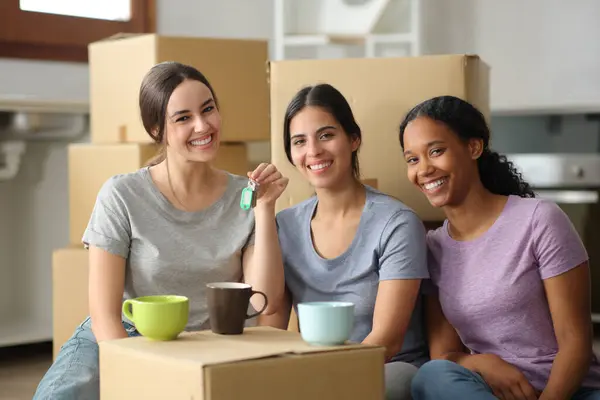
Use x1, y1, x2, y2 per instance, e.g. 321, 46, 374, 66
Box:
399, 95, 600, 400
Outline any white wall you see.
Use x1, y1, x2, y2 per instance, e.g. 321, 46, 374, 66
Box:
0, 0, 274, 344
421, 0, 600, 113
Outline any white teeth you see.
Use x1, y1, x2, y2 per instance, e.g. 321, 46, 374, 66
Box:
308, 162, 332, 171
423, 178, 445, 190
190, 135, 212, 146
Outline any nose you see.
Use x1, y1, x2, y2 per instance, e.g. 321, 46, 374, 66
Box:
306, 138, 323, 157
194, 115, 210, 134
417, 158, 435, 178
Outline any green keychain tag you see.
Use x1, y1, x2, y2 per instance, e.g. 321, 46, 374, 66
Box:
240, 180, 258, 210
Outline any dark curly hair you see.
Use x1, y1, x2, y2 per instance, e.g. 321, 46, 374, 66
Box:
399, 95, 535, 198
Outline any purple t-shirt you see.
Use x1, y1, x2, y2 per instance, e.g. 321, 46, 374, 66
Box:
426, 195, 600, 391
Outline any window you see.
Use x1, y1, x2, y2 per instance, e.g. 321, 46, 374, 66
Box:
0, 0, 155, 63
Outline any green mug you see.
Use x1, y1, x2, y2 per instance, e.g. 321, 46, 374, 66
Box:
122, 295, 189, 341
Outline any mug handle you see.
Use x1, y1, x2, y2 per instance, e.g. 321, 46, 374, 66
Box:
246, 290, 268, 319
122, 299, 135, 323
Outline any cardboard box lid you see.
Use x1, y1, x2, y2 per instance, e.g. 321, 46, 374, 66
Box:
100, 327, 380, 367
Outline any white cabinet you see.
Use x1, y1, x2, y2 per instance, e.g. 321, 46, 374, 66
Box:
273, 0, 422, 60
421, 0, 600, 115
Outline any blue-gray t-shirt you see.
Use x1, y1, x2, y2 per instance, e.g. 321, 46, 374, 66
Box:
276, 185, 430, 365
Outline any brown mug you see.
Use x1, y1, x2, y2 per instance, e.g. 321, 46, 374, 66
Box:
206, 282, 268, 334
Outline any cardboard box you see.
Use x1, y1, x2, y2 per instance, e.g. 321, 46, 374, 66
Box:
269, 55, 490, 221
89, 34, 269, 143
52, 247, 89, 359
68, 143, 248, 245
100, 326, 385, 399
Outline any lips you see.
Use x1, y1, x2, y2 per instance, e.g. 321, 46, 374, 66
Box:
307, 161, 332, 171
189, 134, 213, 147
421, 177, 447, 192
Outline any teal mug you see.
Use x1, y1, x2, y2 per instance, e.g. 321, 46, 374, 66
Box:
297, 301, 355, 346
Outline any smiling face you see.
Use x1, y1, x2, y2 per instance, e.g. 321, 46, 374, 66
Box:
163, 79, 221, 163
289, 106, 360, 189
402, 116, 483, 208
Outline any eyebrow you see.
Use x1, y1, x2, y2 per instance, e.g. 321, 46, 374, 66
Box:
290, 125, 336, 140
169, 98, 214, 118
403, 140, 446, 155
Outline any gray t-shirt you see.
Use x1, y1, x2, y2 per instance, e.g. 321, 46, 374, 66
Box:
82, 167, 255, 331
276, 185, 430, 365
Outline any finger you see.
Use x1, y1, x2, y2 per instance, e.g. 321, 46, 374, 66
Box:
490, 388, 506, 400
255, 164, 277, 183
508, 385, 528, 400
258, 170, 282, 186
496, 388, 516, 400
273, 177, 289, 189
517, 381, 537, 400
249, 163, 269, 181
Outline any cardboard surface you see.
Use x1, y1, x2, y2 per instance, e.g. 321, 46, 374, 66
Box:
100, 326, 385, 399
68, 143, 248, 245
52, 247, 89, 359
269, 55, 490, 221
89, 34, 270, 143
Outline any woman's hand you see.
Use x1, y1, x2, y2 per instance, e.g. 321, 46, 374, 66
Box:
248, 163, 289, 207
472, 354, 538, 400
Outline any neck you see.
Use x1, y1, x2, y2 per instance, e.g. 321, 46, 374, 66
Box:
443, 182, 507, 240
314, 177, 366, 218
162, 152, 217, 195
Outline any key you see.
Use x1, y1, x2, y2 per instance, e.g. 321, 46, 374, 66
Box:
240, 179, 259, 210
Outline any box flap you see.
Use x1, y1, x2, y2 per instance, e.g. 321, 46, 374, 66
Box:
100, 327, 378, 367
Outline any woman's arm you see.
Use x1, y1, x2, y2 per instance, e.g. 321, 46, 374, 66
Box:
539, 262, 593, 400
425, 294, 469, 362
242, 203, 284, 315
258, 288, 292, 330
88, 246, 128, 341
362, 279, 421, 361
82, 176, 133, 342
530, 201, 593, 400
363, 211, 429, 361
241, 163, 288, 315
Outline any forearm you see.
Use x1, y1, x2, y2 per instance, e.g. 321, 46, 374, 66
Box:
90, 312, 128, 341
246, 203, 284, 315
362, 331, 404, 362
540, 344, 591, 400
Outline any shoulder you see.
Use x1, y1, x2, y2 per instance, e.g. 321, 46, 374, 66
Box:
276, 195, 317, 226
365, 187, 423, 229
97, 168, 149, 205
226, 173, 251, 192
503, 195, 566, 231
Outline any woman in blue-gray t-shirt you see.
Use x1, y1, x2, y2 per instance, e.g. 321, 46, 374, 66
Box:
261, 83, 430, 400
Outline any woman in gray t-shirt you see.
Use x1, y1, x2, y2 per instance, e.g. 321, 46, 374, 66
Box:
261, 83, 430, 400
33, 62, 288, 400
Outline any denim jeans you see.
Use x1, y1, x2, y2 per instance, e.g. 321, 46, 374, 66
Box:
412, 359, 600, 400
32, 316, 139, 400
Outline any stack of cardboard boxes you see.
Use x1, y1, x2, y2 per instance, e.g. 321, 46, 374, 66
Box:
51, 34, 271, 358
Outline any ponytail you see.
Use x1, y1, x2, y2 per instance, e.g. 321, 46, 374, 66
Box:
478, 149, 535, 198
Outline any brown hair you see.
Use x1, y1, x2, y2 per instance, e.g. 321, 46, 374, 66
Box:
283, 84, 362, 179
139, 61, 219, 165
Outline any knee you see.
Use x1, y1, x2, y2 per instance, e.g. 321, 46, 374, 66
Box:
33, 335, 100, 400
384, 362, 418, 400
411, 360, 462, 395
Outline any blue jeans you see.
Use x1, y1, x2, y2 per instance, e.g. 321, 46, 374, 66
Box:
412, 359, 600, 400
32, 316, 139, 400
